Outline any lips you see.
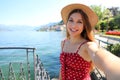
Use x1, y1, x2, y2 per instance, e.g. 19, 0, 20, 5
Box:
70, 28, 78, 32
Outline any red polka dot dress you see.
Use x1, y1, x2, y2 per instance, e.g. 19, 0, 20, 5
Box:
60, 40, 92, 80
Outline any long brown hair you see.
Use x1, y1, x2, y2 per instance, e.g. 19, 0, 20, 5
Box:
66, 9, 95, 41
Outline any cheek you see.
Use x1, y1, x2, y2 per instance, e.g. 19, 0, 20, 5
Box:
66, 24, 69, 31
80, 26, 84, 30
78, 26, 84, 33
66, 24, 70, 30
66, 26, 70, 33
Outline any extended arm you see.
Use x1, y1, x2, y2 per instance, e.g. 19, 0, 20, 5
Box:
87, 42, 120, 80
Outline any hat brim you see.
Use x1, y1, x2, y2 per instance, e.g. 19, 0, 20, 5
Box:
61, 3, 98, 27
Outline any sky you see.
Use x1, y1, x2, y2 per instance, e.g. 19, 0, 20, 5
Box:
0, 0, 120, 26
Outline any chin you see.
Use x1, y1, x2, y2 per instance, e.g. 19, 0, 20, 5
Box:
70, 34, 80, 38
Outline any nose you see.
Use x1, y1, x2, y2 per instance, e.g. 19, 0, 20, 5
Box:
71, 22, 77, 28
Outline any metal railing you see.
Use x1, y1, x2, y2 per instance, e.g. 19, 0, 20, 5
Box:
0, 47, 50, 80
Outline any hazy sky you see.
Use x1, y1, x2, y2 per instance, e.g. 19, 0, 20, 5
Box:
0, 0, 120, 26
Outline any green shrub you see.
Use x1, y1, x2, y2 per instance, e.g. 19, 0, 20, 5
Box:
106, 43, 120, 57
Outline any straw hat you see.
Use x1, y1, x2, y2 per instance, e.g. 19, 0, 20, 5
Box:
61, 3, 98, 27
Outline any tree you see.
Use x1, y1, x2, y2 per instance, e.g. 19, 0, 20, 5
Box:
114, 14, 120, 29
108, 7, 120, 16
108, 20, 115, 30
90, 5, 104, 20
90, 5, 107, 31
58, 20, 64, 25
100, 21, 107, 32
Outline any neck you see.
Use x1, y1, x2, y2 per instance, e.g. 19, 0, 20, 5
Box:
69, 36, 84, 44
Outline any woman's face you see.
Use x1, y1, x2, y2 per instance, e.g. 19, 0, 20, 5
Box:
66, 12, 84, 38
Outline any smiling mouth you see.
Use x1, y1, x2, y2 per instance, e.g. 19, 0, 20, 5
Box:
70, 28, 78, 32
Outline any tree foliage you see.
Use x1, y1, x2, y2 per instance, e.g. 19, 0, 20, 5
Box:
90, 5, 108, 30
90, 5, 120, 31
108, 20, 115, 30
114, 14, 120, 29
90, 5, 105, 20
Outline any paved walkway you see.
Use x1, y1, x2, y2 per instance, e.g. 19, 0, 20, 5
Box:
95, 35, 120, 44
95, 35, 120, 48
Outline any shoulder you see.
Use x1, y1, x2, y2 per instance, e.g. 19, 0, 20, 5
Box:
85, 41, 99, 52
61, 38, 68, 47
86, 41, 98, 47
82, 41, 97, 48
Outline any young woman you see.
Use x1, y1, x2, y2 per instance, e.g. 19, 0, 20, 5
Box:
59, 3, 120, 80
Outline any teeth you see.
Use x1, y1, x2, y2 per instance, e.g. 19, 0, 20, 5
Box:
70, 29, 77, 32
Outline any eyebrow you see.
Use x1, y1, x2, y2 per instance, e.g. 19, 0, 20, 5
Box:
69, 17, 83, 20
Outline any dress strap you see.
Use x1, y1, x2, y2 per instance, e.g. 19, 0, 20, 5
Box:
76, 40, 88, 53
62, 39, 66, 52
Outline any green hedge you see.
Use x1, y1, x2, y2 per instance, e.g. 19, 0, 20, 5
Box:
106, 43, 120, 57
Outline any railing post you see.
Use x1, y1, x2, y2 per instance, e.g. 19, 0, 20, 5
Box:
26, 49, 31, 80
33, 48, 36, 80
0, 68, 4, 80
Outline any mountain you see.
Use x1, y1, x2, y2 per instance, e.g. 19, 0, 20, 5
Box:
0, 24, 36, 31
0, 20, 63, 31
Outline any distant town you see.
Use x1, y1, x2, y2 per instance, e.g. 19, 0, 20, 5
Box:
36, 21, 66, 32
37, 24, 66, 32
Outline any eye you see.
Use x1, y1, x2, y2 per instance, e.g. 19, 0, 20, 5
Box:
77, 20, 83, 24
68, 19, 73, 22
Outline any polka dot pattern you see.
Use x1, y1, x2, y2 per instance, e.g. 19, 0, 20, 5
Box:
60, 52, 91, 80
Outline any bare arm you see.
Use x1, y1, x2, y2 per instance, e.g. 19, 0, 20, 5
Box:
86, 42, 120, 80
95, 48, 120, 80
86, 42, 104, 71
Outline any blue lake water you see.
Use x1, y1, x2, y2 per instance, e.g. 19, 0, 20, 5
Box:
0, 31, 66, 78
